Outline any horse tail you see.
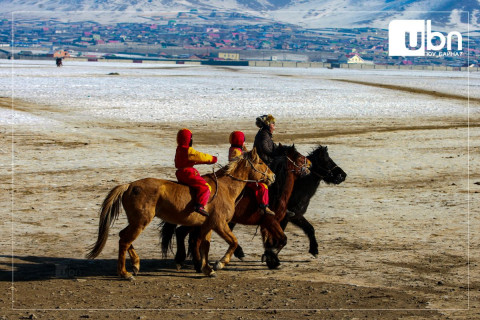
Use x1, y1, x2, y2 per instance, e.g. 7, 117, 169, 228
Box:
86, 184, 130, 259
160, 222, 177, 258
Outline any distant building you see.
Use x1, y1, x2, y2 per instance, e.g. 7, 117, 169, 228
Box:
53, 50, 70, 58
218, 52, 239, 60
347, 54, 373, 64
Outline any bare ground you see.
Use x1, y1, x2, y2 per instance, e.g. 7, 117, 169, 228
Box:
0, 97, 479, 319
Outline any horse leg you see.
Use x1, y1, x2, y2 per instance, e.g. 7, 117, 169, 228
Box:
196, 228, 215, 277
290, 216, 318, 258
118, 220, 149, 280
261, 226, 274, 252
229, 222, 245, 260
174, 226, 192, 270
271, 217, 290, 256
213, 222, 238, 271
261, 219, 287, 269
127, 244, 140, 275
271, 223, 288, 256
188, 227, 202, 273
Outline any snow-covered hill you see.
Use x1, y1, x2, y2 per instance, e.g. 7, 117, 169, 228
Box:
1, 0, 478, 30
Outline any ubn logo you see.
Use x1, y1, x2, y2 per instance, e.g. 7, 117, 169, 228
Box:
388, 20, 462, 56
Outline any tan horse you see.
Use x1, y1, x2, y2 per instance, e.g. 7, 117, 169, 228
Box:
86, 148, 275, 279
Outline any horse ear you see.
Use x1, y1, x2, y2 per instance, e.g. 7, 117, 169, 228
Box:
278, 143, 283, 147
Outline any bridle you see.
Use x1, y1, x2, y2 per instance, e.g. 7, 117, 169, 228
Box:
208, 157, 272, 203
310, 164, 339, 179
287, 155, 310, 175
227, 157, 272, 184
247, 158, 271, 181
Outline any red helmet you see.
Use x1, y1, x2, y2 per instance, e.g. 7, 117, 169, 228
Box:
229, 131, 245, 146
177, 128, 192, 147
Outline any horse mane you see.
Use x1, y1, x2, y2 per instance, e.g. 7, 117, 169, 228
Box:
223, 151, 249, 176
286, 145, 325, 213
308, 145, 327, 164
209, 150, 253, 179
268, 144, 295, 206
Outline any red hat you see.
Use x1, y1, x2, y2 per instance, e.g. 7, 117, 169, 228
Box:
177, 128, 192, 147
229, 131, 245, 146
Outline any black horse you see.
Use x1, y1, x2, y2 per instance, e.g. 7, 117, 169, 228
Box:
232, 145, 346, 260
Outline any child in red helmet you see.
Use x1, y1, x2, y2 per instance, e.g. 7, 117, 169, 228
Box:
175, 128, 217, 217
229, 131, 275, 216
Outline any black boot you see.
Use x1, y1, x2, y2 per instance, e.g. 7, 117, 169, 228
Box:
259, 204, 275, 216
194, 204, 209, 217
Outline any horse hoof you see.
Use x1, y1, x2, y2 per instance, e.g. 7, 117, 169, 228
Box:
312, 254, 318, 259
209, 271, 217, 278
121, 274, 135, 281
238, 256, 244, 262
264, 251, 281, 269
119, 272, 134, 280
133, 266, 139, 276
214, 261, 224, 271
261, 254, 266, 263
176, 264, 182, 271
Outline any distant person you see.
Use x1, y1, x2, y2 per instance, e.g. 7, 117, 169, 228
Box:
228, 131, 274, 216
254, 114, 277, 166
56, 57, 63, 67
175, 128, 217, 217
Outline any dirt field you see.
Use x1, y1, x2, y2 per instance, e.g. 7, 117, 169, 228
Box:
0, 96, 479, 319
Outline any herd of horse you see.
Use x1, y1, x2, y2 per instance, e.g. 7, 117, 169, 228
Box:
86, 144, 346, 280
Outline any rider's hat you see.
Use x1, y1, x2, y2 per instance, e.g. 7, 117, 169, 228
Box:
177, 128, 192, 146
229, 131, 245, 147
255, 114, 275, 128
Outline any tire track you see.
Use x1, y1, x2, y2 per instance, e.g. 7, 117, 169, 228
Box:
333, 79, 480, 105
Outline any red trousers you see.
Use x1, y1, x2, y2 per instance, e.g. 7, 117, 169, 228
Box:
247, 182, 269, 206
176, 168, 211, 207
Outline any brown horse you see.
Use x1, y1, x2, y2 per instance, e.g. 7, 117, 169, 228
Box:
161, 144, 311, 271
86, 148, 275, 279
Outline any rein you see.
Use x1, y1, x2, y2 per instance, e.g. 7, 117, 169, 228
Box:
208, 157, 270, 203
287, 155, 310, 174
227, 158, 270, 185
207, 166, 219, 203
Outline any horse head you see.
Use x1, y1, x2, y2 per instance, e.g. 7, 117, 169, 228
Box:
275, 144, 311, 177
309, 146, 346, 185
244, 148, 275, 185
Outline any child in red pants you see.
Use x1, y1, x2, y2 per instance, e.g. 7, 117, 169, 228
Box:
229, 131, 275, 216
175, 128, 217, 217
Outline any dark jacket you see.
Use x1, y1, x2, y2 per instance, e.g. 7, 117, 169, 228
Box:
254, 128, 276, 165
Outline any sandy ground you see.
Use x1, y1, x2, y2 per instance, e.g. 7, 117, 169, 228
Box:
0, 96, 479, 319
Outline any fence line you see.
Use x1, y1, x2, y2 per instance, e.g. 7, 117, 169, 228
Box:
59, 57, 478, 72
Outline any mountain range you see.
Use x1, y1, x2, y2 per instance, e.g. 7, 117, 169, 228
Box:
1, 0, 479, 30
